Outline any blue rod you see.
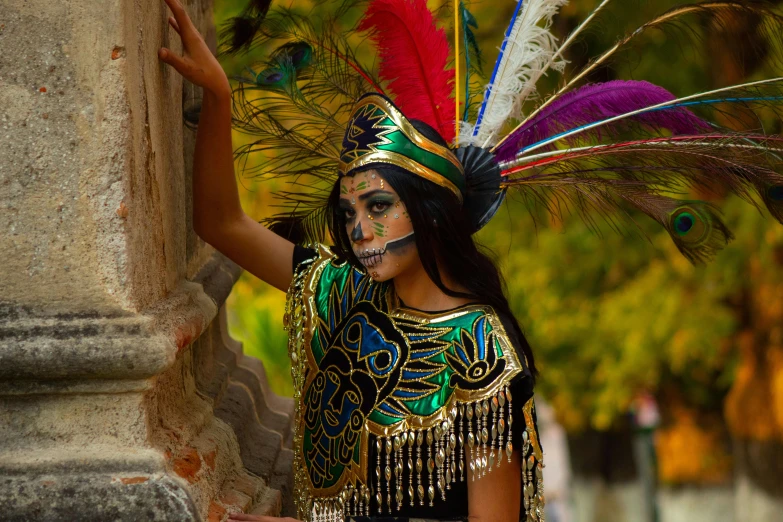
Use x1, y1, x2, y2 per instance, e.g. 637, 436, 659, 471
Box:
472, 0, 526, 137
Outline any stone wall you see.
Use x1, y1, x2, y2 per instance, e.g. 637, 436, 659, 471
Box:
0, 1, 293, 520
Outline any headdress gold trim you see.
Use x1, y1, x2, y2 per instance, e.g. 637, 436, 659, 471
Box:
339, 94, 466, 201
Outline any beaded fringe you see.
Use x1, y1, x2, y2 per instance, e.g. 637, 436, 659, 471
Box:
308, 389, 545, 522
284, 256, 315, 521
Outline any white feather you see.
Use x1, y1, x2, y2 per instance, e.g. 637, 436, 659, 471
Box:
459, 120, 477, 145
470, 0, 569, 148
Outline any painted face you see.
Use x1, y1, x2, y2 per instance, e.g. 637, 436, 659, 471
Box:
339, 169, 418, 282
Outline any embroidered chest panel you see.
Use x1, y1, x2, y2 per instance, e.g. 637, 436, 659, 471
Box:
285, 247, 536, 520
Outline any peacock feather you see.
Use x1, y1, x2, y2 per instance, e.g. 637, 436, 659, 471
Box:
620, 190, 735, 265
225, 1, 383, 242
219, 0, 274, 55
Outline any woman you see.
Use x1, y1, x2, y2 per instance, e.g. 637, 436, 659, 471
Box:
158, 1, 544, 521
160, 0, 783, 519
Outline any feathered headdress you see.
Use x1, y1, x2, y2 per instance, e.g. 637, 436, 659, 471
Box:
222, 0, 783, 263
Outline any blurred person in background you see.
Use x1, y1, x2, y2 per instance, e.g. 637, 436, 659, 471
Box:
538, 398, 574, 522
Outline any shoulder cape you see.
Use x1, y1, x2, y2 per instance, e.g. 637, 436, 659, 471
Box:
284, 245, 545, 521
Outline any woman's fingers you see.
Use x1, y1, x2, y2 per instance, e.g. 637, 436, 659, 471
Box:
158, 48, 190, 75
163, 0, 187, 25
168, 16, 181, 34
163, 0, 195, 39
158, 0, 229, 94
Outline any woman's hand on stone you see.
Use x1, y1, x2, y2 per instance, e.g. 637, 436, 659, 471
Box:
158, 0, 230, 97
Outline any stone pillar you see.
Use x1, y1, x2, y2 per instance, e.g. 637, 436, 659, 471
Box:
0, 1, 293, 520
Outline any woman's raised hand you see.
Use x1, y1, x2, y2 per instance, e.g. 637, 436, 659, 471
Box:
159, 0, 296, 293
158, 0, 231, 97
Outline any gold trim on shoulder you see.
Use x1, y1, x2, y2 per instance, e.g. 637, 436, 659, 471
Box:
522, 398, 544, 462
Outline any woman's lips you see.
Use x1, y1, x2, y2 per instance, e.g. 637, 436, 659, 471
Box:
357, 247, 386, 268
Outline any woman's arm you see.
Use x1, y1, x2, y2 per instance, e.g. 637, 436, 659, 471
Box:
158, 0, 295, 292
468, 450, 522, 522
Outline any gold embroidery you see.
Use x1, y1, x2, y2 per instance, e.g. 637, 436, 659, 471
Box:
522, 397, 546, 521
287, 246, 539, 521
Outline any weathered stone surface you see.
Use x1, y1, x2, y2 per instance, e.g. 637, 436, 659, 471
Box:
0, 474, 200, 521
0, 0, 294, 519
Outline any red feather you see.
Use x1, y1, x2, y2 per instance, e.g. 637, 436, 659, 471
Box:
359, 0, 455, 142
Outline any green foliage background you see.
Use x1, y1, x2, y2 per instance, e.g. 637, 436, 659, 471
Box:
218, 0, 783, 438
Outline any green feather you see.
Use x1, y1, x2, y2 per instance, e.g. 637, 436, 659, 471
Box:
271, 41, 314, 70
617, 188, 734, 264
763, 183, 783, 224
254, 65, 293, 90
225, 5, 380, 243
460, 1, 484, 121
461, 4, 481, 69
248, 41, 314, 91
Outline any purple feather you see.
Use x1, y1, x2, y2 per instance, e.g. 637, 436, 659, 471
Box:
494, 80, 711, 162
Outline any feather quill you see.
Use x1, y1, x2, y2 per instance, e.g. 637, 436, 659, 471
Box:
502, 134, 783, 200
502, 135, 783, 172
546, 0, 612, 69
494, 80, 711, 161
468, 0, 569, 147
515, 77, 783, 156
358, 0, 456, 142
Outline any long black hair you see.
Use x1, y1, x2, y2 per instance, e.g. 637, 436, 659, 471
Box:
326, 120, 537, 379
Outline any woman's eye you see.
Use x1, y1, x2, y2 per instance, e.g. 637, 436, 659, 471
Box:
371, 201, 390, 213
344, 208, 356, 219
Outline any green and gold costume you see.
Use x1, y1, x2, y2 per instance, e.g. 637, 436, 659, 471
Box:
285, 246, 545, 522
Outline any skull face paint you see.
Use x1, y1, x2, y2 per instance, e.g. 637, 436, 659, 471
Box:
350, 221, 364, 243
339, 169, 418, 282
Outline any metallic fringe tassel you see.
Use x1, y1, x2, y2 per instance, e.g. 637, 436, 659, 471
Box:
307, 390, 547, 522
